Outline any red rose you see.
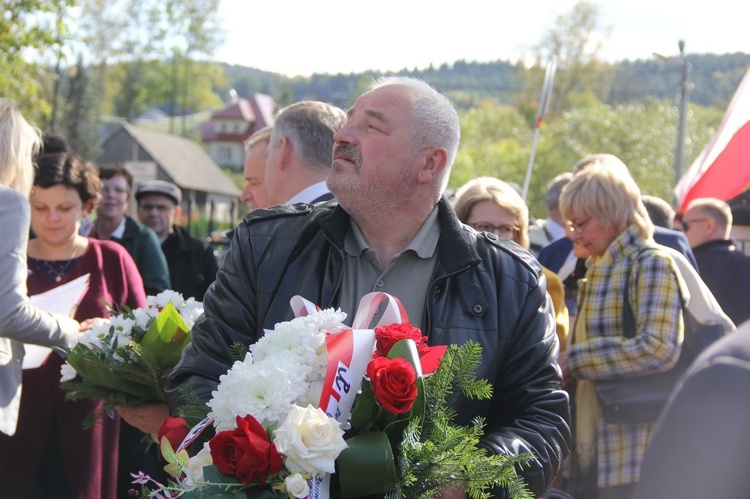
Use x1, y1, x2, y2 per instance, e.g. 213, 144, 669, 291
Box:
209, 414, 284, 485
157, 417, 189, 451
374, 323, 426, 357
374, 323, 447, 375
366, 356, 418, 414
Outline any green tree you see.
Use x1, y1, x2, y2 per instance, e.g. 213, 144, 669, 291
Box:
0, 0, 75, 121
454, 99, 723, 218
535, 1, 613, 114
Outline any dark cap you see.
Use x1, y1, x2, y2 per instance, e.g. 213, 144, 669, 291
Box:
135, 180, 182, 205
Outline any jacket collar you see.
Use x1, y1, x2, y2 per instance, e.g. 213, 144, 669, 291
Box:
164, 225, 191, 251
318, 197, 481, 273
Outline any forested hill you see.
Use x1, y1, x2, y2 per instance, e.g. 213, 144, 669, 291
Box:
219, 53, 750, 111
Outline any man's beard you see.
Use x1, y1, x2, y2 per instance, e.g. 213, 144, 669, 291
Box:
328, 151, 414, 222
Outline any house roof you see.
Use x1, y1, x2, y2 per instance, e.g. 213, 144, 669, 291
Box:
199, 93, 276, 142
118, 122, 241, 198
212, 98, 256, 121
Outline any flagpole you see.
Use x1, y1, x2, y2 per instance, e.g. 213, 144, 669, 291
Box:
522, 56, 557, 201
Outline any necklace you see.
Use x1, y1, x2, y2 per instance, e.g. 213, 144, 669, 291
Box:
41, 258, 81, 282
32, 245, 82, 283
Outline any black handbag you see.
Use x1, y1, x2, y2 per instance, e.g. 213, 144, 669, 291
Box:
595, 256, 724, 424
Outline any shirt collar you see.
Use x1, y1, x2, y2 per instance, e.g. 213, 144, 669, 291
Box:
285, 182, 330, 205
111, 217, 126, 239
344, 205, 441, 260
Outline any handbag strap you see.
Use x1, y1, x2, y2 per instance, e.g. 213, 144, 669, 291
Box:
621, 248, 652, 339
622, 268, 637, 338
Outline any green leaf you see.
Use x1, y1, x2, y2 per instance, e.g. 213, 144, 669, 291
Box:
387, 339, 422, 376
337, 431, 397, 498
349, 388, 378, 430
140, 301, 192, 367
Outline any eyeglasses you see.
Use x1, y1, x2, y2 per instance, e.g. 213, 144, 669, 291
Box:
682, 218, 708, 232
567, 217, 592, 234
102, 185, 129, 195
469, 222, 519, 238
139, 203, 174, 213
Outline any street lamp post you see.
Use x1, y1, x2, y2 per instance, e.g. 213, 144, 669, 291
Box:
675, 40, 692, 192
654, 40, 692, 205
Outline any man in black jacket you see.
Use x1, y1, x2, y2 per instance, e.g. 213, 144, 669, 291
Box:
135, 180, 218, 300
683, 197, 750, 326
166, 76, 571, 497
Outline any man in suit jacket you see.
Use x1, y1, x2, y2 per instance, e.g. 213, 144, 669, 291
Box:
263, 101, 346, 205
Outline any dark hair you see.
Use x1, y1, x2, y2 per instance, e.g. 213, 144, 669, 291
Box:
40, 133, 70, 154
642, 195, 675, 229
98, 164, 133, 190
34, 151, 102, 208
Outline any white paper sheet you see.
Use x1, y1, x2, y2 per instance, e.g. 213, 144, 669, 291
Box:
22, 273, 90, 370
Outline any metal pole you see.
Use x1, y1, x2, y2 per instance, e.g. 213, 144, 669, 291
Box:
674, 40, 691, 203
522, 56, 557, 201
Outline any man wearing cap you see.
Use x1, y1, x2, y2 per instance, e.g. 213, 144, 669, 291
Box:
136, 180, 218, 300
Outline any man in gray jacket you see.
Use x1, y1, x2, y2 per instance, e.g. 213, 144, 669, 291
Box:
167, 77, 571, 497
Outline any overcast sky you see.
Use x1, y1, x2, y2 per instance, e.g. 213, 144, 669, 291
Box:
214, 0, 749, 77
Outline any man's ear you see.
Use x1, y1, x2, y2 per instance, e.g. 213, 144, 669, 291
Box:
417, 147, 448, 185
705, 216, 720, 237
277, 136, 292, 171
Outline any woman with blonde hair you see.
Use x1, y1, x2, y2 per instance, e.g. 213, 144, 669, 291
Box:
560, 154, 686, 499
453, 176, 569, 347
0, 99, 79, 437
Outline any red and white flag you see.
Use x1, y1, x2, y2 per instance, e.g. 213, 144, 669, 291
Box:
675, 64, 750, 212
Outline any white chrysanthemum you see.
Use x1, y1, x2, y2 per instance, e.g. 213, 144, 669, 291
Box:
297, 380, 324, 408
252, 318, 326, 369
179, 300, 204, 329
208, 355, 307, 431
301, 307, 348, 334
60, 362, 77, 382
132, 307, 158, 330
108, 315, 136, 339
76, 319, 113, 349
148, 289, 184, 309
207, 307, 344, 433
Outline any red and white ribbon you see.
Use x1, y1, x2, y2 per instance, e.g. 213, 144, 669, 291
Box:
294, 292, 408, 499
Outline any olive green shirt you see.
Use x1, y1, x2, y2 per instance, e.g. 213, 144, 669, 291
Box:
339, 206, 440, 329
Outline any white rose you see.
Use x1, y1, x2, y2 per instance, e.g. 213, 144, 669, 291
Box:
182, 442, 212, 487
273, 404, 347, 477
284, 473, 310, 498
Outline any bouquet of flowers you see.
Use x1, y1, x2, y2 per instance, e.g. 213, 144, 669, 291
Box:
60, 290, 204, 415
135, 293, 532, 499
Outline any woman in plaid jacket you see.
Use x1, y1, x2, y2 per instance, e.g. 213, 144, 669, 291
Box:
558, 155, 687, 499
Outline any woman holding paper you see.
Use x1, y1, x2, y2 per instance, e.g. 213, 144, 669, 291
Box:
0, 100, 81, 439
0, 147, 146, 498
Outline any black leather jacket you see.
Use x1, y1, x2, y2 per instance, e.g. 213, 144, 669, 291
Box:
166, 198, 571, 497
